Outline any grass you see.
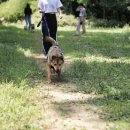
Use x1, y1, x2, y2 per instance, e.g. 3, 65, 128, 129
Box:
58, 26, 130, 129
0, 25, 42, 83
0, 25, 44, 130
0, 22, 130, 129
0, 83, 41, 130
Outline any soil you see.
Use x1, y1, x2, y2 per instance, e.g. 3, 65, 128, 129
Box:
31, 32, 112, 130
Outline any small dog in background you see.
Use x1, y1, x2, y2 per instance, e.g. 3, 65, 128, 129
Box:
24, 24, 35, 30
47, 45, 64, 83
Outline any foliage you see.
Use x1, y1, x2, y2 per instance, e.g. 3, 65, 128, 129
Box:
57, 14, 77, 26
0, 0, 37, 22
0, 0, 129, 26
0, 0, 27, 21
88, 17, 126, 28
99, 0, 128, 15
0, 0, 8, 3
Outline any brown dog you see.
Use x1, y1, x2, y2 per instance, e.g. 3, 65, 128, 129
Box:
47, 45, 64, 83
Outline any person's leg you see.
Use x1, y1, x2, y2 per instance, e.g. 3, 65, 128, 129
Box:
25, 16, 28, 29
76, 17, 80, 35
42, 14, 57, 55
46, 14, 57, 40
28, 15, 31, 30
42, 22, 50, 55
82, 18, 86, 33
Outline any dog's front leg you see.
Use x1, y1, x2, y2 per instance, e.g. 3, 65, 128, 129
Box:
47, 65, 52, 83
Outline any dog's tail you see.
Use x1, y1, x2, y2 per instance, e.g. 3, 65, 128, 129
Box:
45, 36, 58, 46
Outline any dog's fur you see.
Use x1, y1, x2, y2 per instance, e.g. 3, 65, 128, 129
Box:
47, 45, 64, 83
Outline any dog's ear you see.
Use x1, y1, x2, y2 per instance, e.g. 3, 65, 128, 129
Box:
60, 56, 64, 62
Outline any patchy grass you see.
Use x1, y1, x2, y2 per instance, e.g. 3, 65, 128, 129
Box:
0, 83, 41, 130
0, 25, 42, 84
0, 23, 130, 129
0, 25, 43, 129
58, 26, 130, 129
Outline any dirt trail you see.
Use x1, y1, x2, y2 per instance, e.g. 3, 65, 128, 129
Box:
32, 32, 112, 130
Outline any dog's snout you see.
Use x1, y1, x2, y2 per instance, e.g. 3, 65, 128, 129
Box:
55, 69, 60, 73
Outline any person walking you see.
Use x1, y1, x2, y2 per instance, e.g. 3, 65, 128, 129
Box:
24, 3, 32, 30
38, 0, 63, 55
75, 3, 86, 36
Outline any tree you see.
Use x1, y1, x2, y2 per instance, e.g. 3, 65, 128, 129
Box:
0, 0, 8, 3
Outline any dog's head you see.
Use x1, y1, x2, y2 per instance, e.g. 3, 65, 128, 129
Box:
50, 54, 64, 73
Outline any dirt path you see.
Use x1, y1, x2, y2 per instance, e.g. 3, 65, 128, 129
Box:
32, 32, 112, 130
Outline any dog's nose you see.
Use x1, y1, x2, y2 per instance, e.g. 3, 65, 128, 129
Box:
56, 69, 60, 73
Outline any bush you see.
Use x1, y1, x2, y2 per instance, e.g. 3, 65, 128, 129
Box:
57, 13, 77, 26
0, 0, 36, 22
88, 17, 126, 28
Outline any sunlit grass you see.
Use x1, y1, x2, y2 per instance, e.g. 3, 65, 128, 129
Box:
0, 82, 41, 130
0, 24, 43, 129
59, 26, 130, 128
0, 22, 130, 129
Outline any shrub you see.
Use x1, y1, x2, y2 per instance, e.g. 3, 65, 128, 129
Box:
0, 0, 36, 22
88, 17, 126, 28
57, 14, 77, 27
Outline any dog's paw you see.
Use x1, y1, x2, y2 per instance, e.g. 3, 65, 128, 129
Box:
47, 80, 52, 84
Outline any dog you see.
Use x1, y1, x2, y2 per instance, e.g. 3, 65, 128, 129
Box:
24, 24, 35, 30
47, 45, 64, 83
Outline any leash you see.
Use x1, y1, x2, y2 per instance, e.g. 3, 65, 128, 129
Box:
37, 11, 46, 27
37, 11, 43, 27
37, 19, 42, 27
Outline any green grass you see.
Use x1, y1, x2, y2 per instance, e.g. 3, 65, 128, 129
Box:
0, 25, 43, 130
0, 23, 130, 129
0, 25, 42, 84
0, 83, 41, 130
58, 26, 130, 128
